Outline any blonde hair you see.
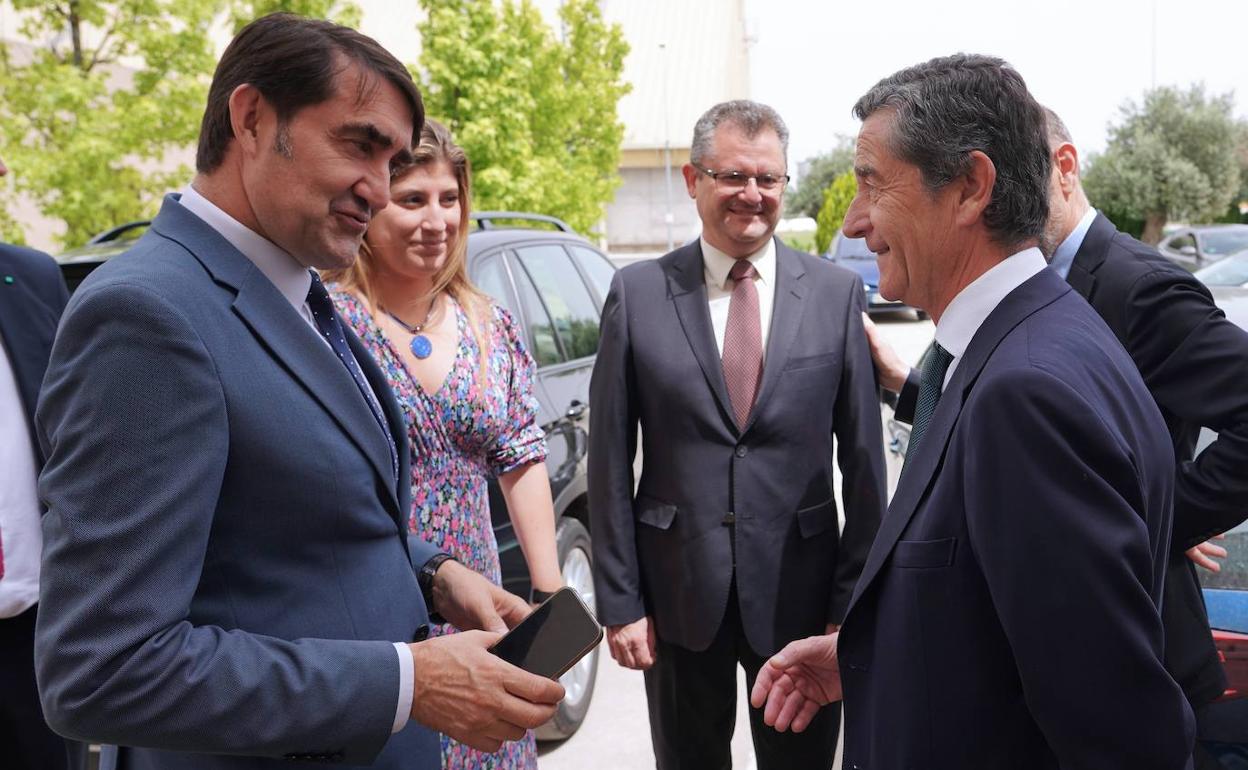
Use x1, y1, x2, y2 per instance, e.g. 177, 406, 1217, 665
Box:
324, 119, 491, 365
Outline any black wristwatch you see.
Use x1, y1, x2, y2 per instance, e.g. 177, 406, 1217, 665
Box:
418, 553, 456, 621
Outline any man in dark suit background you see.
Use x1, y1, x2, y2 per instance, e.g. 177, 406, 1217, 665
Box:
34, 15, 561, 770
589, 99, 886, 769
751, 55, 1193, 769
0, 155, 73, 769
864, 106, 1248, 768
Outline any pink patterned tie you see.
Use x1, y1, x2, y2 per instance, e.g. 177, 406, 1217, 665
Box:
722, 259, 763, 428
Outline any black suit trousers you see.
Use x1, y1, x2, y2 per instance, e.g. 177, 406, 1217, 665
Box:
643, 584, 839, 770
0, 605, 71, 770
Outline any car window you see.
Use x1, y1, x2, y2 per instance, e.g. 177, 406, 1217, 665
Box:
472, 253, 519, 319
1201, 229, 1248, 257
1166, 234, 1197, 252
510, 261, 564, 367
514, 244, 600, 361
567, 244, 616, 309
1194, 255, 1248, 287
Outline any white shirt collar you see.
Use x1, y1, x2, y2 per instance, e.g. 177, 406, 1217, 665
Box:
179, 184, 312, 312
1049, 207, 1098, 280
701, 236, 776, 290
935, 247, 1048, 364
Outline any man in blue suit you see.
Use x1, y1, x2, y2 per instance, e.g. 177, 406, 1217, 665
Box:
751, 54, 1194, 769
0, 155, 74, 770
34, 14, 562, 770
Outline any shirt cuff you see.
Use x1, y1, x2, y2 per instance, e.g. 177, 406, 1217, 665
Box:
392, 642, 413, 734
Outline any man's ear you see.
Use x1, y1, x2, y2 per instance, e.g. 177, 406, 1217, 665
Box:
681, 163, 699, 198
228, 83, 266, 158
953, 150, 996, 228
1052, 142, 1080, 197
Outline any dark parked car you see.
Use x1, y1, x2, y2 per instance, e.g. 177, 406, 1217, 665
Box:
1158, 225, 1248, 271
55, 210, 611, 740
824, 233, 927, 319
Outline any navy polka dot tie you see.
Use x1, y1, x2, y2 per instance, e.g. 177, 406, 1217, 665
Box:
905, 341, 954, 469
306, 271, 399, 480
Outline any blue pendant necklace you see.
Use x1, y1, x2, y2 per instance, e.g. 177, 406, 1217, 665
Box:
385, 296, 438, 360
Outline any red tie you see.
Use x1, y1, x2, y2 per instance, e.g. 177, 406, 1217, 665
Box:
722, 259, 763, 428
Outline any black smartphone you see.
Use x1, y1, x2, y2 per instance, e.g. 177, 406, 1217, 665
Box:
488, 587, 603, 679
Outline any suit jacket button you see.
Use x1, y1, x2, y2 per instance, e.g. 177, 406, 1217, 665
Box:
735, 445, 747, 458
414, 624, 430, 642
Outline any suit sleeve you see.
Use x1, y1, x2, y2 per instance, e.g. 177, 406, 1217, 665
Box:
830, 277, 887, 623
1122, 268, 1248, 549
587, 270, 644, 627
960, 368, 1194, 770
36, 282, 399, 762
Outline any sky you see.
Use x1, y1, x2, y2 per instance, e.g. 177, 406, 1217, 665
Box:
744, 0, 1248, 174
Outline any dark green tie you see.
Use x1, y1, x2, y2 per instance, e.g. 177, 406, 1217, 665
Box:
905, 342, 954, 466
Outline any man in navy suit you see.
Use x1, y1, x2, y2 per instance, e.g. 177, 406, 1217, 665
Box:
0, 155, 73, 770
751, 54, 1194, 769
35, 15, 561, 770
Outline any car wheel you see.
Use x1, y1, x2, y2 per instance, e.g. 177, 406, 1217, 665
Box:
535, 516, 599, 742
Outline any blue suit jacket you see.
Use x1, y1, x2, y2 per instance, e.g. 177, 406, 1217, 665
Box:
0, 242, 68, 457
35, 196, 442, 769
838, 269, 1195, 769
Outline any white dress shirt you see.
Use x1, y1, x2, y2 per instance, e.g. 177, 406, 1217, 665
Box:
0, 342, 42, 619
935, 247, 1048, 389
1048, 208, 1097, 280
177, 186, 414, 735
702, 237, 777, 360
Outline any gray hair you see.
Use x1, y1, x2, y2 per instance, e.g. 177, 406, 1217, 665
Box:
852, 53, 1051, 249
689, 100, 789, 167
1042, 106, 1073, 147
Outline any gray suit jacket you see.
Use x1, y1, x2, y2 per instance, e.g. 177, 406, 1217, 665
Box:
588, 239, 886, 656
35, 195, 442, 769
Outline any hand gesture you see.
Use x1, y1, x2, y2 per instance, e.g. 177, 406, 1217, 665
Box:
409, 631, 564, 752
606, 616, 656, 670
862, 312, 911, 393
432, 559, 531, 633
1186, 533, 1228, 573
749, 632, 843, 733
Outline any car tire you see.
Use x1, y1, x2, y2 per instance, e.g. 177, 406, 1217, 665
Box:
535, 516, 599, 742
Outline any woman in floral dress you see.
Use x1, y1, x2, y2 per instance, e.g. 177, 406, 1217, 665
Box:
323, 119, 562, 770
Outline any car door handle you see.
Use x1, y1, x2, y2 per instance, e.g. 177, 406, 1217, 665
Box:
565, 400, 586, 420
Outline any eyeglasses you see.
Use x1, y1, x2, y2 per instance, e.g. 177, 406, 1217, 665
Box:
693, 163, 790, 194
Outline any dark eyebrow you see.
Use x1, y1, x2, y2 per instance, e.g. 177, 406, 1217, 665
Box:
854, 164, 875, 180
335, 122, 398, 150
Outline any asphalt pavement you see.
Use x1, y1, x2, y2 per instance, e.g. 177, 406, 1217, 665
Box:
538, 310, 936, 769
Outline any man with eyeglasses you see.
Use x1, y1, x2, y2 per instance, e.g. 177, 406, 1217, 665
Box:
589, 99, 887, 769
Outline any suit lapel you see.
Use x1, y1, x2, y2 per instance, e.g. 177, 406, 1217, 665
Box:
845, 269, 1073, 616
667, 243, 737, 429
742, 241, 804, 434
1065, 211, 1113, 300
150, 197, 401, 518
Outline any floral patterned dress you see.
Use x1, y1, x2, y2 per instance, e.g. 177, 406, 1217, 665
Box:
332, 288, 546, 770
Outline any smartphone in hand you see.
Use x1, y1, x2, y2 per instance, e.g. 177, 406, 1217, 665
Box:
488, 587, 603, 679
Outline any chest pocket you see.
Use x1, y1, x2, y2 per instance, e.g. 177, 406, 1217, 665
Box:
893, 537, 957, 568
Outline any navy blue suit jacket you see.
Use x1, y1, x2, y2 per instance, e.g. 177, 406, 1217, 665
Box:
839, 269, 1194, 769
35, 196, 442, 769
0, 242, 68, 458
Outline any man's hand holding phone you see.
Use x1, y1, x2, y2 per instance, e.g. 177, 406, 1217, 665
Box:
408, 632, 564, 753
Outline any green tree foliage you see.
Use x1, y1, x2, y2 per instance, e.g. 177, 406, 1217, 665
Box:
229, 0, 360, 32
1083, 85, 1242, 244
415, 0, 629, 234
0, 0, 221, 247
787, 137, 854, 219
814, 170, 856, 255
